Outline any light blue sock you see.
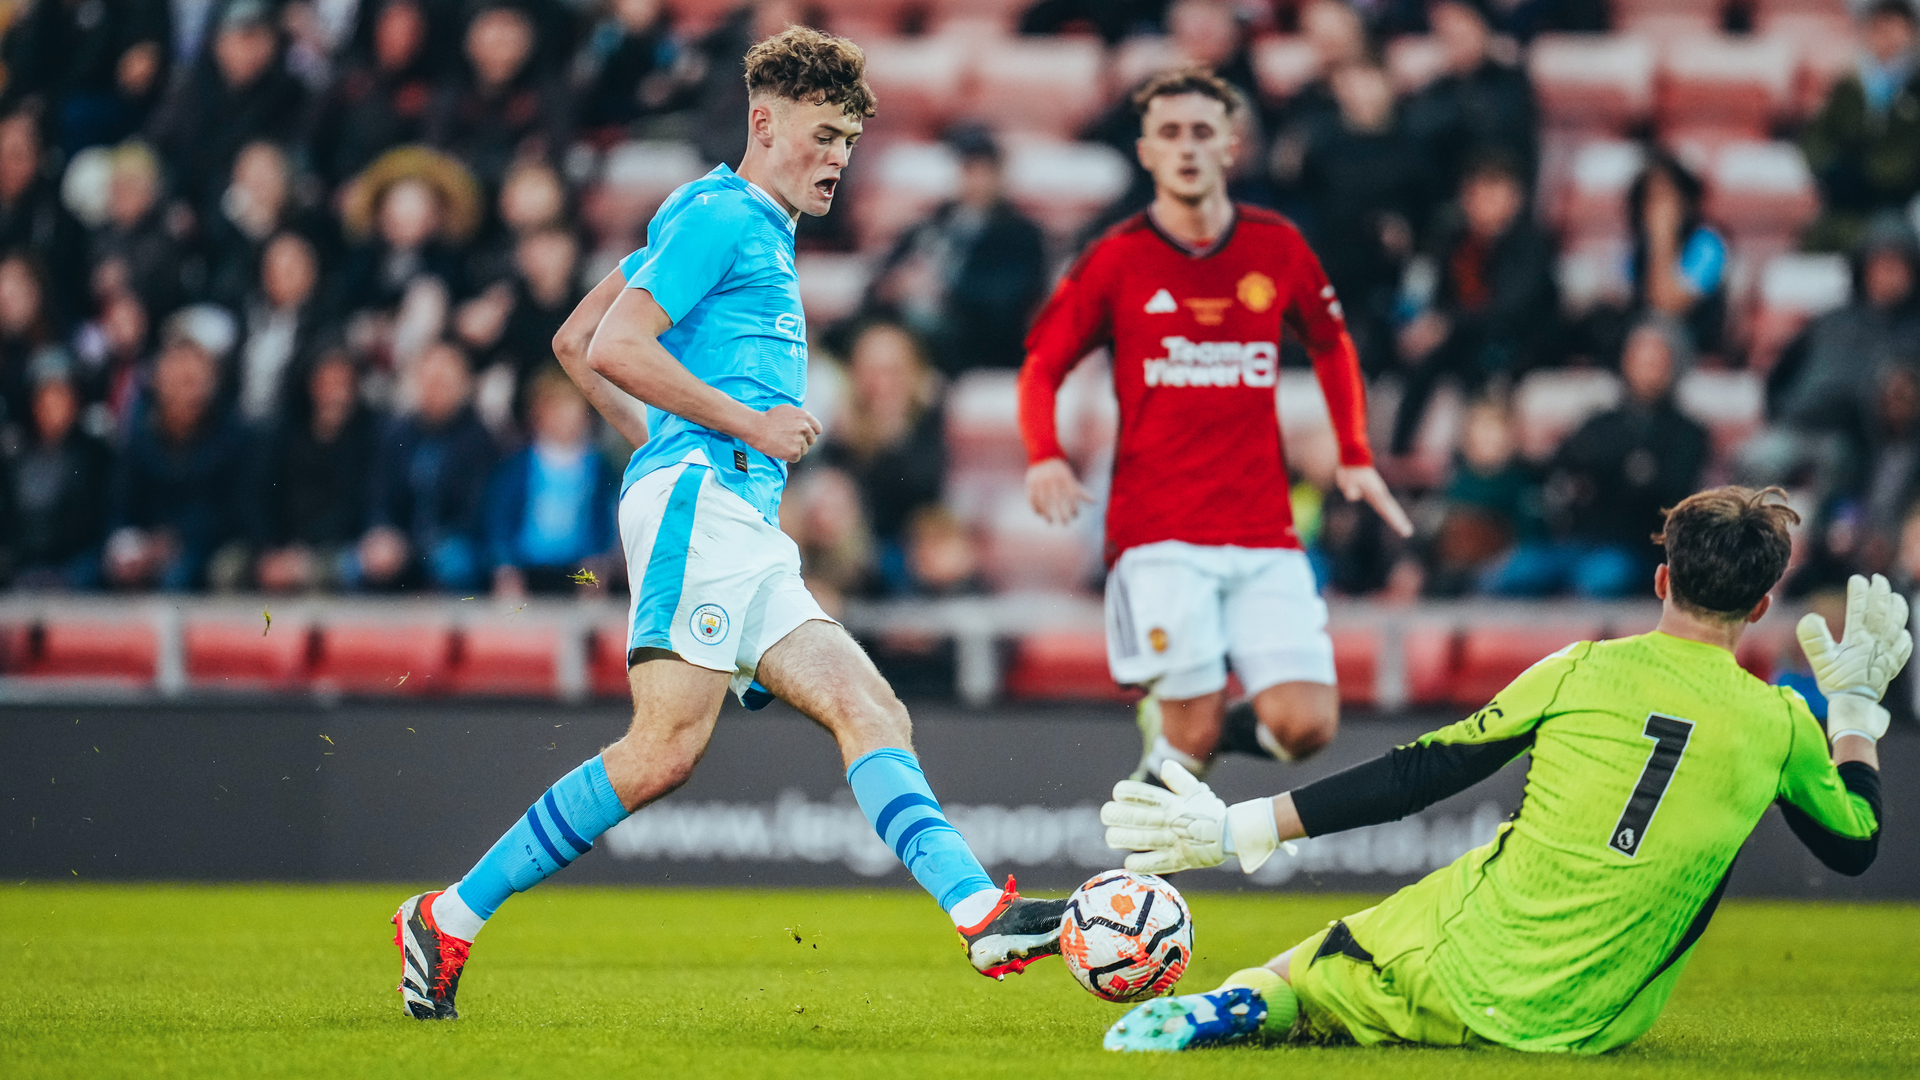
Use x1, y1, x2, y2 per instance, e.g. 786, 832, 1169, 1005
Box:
453, 755, 629, 920
846, 748, 996, 912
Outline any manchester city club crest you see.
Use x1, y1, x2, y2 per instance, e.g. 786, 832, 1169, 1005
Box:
690, 603, 730, 645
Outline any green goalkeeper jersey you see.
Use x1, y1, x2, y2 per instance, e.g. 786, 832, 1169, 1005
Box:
1406, 631, 1880, 1051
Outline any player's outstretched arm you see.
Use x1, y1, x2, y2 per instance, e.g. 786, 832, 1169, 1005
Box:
1102, 762, 1299, 875
586, 286, 822, 462
555, 268, 652, 448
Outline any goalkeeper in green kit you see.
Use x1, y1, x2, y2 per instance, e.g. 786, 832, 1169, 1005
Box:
1099, 486, 1901, 1054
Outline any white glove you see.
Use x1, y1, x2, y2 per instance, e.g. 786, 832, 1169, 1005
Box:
1797, 574, 1913, 744
1101, 762, 1285, 874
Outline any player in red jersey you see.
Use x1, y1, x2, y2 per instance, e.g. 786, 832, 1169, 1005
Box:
1019, 68, 1412, 785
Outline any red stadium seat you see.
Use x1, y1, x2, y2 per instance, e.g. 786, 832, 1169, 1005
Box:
185, 618, 310, 689
945, 368, 1025, 467
859, 36, 969, 136
311, 622, 453, 695
1557, 236, 1634, 317
1451, 623, 1604, 708
813, 0, 919, 37
1760, 15, 1856, 119
25, 621, 158, 681
1401, 625, 1457, 706
1330, 627, 1379, 707
851, 140, 959, 251
1252, 35, 1321, 103
1675, 369, 1765, 458
1004, 630, 1131, 701
1385, 35, 1448, 95
1656, 35, 1795, 139
1704, 141, 1820, 241
979, 490, 1099, 593
796, 253, 872, 327
448, 625, 561, 697
1112, 36, 1185, 94
1513, 369, 1623, 461
1529, 34, 1655, 133
966, 37, 1107, 138
1003, 139, 1133, 241
580, 141, 707, 249
590, 622, 633, 699
1616, 11, 1718, 39
1553, 139, 1644, 241
1745, 252, 1851, 370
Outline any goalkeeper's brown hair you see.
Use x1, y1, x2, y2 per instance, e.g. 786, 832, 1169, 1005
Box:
1655, 486, 1800, 619
743, 26, 877, 118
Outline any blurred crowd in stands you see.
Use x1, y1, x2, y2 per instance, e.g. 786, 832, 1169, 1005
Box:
0, 0, 1917, 621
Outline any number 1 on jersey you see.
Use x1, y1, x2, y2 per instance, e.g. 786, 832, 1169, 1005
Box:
1609, 714, 1695, 858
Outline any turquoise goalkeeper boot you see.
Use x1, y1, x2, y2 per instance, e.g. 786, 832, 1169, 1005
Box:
1103, 986, 1267, 1052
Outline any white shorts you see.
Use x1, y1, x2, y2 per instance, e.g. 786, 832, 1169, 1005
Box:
620, 454, 832, 703
1106, 541, 1335, 700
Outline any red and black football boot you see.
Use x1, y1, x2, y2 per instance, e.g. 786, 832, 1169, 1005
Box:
393, 891, 471, 1020
957, 876, 1070, 979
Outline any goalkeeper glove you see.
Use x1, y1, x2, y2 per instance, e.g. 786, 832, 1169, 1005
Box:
1101, 762, 1285, 874
1796, 573, 1912, 745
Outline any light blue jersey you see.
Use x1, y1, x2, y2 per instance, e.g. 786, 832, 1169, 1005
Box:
617, 164, 804, 521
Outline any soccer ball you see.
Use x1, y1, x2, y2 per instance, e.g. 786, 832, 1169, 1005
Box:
1059, 871, 1193, 1003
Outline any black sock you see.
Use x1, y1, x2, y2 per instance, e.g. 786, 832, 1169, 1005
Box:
1217, 700, 1278, 759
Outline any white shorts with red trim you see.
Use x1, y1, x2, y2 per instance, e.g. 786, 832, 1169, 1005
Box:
1104, 541, 1335, 700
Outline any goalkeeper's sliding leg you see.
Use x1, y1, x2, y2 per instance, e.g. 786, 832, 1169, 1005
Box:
1105, 874, 1492, 1052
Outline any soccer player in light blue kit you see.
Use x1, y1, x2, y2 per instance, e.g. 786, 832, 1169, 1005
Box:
392, 27, 1067, 1020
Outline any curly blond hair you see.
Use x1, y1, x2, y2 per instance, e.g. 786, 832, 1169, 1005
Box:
743, 26, 877, 118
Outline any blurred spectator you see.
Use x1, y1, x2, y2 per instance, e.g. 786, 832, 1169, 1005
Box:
71, 290, 151, 419
1427, 397, 1541, 595
1299, 62, 1428, 376
869, 127, 1047, 374
235, 232, 326, 425
485, 367, 620, 595
1801, 0, 1920, 253
1, 353, 113, 589
572, 0, 689, 137
202, 141, 315, 310
1389, 154, 1558, 455
104, 312, 251, 590
1163, 0, 1260, 102
312, 0, 438, 185
1401, 0, 1538, 198
0, 253, 53, 429
456, 225, 582, 420
428, 2, 571, 188
0, 0, 170, 154
685, 0, 802, 169
86, 140, 191, 316
780, 465, 875, 615
1484, 321, 1708, 597
467, 159, 569, 287
253, 348, 384, 593
1268, 0, 1375, 211
901, 506, 984, 597
1019, 0, 1173, 43
146, 0, 309, 204
1619, 153, 1727, 360
817, 322, 945, 591
1765, 213, 1920, 445
1854, 363, 1920, 571
332, 146, 481, 329
0, 112, 88, 324
358, 341, 498, 590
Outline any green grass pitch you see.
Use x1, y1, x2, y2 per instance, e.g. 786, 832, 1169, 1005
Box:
3, 885, 1916, 1079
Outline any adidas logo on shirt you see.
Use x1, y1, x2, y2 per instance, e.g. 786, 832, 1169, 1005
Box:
1143, 288, 1177, 314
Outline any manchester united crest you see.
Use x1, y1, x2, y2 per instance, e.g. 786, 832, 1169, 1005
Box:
1237, 271, 1277, 313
